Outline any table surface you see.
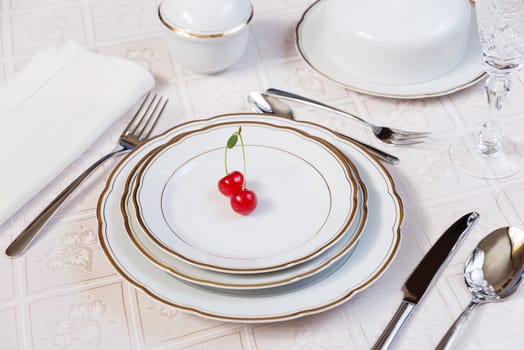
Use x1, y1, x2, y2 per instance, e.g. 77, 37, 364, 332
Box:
1, 0, 524, 349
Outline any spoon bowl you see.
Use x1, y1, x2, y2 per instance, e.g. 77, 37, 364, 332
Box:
436, 226, 524, 349
248, 91, 292, 116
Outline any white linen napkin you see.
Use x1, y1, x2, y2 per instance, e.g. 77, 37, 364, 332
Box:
0, 41, 155, 226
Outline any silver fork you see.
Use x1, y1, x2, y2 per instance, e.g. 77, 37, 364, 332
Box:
5, 92, 169, 258
265, 88, 430, 145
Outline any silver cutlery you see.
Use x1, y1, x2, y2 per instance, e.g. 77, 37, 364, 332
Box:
436, 226, 524, 350
247, 91, 399, 164
5, 93, 169, 258
372, 212, 480, 350
265, 88, 430, 145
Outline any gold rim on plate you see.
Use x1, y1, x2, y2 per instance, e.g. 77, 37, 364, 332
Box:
295, 0, 486, 99
129, 120, 359, 274
120, 128, 368, 289
97, 112, 403, 322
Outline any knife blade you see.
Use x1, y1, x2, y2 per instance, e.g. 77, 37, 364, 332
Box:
372, 212, 480, 350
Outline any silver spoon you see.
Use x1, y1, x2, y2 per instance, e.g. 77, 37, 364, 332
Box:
436, 226, 524, 350
247, 92, 399, 165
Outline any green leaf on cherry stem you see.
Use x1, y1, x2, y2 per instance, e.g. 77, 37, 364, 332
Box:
227, 134, 238, 149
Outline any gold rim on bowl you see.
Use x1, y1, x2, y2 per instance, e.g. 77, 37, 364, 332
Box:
158, 2, 254, 39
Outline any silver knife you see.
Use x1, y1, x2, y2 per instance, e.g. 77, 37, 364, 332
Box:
372, 212, 480, 350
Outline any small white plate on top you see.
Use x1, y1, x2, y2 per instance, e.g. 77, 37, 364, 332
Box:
132, 121, 358, 273
122, 145, 367, 290
97, 113, 402, 322
296, 0, 486, 99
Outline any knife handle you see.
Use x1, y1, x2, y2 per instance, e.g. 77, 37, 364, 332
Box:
371, 300, 416, 350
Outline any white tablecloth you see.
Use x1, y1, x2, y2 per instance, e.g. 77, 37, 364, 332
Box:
1, 0, 524, 349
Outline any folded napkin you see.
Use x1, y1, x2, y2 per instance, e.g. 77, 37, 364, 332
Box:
0, 41, 155, 226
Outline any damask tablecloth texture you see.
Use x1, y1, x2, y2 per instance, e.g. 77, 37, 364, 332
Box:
1, 0, 524, 349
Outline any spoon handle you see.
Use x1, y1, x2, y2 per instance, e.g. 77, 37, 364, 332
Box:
435, 300, 481, 350
265, 88, 371, 127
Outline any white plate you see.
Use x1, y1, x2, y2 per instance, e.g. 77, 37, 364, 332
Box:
97, 113, 402, 322
133, 121, 358, 273
296, 0, 486, 99
122, 148, 367, 290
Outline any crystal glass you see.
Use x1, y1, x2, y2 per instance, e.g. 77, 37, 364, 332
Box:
450, 0, 524, 179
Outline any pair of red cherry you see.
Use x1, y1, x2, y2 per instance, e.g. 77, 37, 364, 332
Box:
218, 171, 257, 215
217, 127, 257, 215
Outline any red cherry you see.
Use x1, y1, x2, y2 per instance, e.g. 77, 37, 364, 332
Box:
230, 189, 257, 215
218, 171, 244, 197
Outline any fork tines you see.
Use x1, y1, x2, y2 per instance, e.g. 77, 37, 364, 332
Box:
125, 92, 169, 140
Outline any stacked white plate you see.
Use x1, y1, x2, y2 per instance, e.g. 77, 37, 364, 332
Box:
97, 113, 403, 322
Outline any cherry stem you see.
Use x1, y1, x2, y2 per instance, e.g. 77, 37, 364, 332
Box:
223, 127, 247, 190
238, 128, 247, 190
224, 145, 229, 175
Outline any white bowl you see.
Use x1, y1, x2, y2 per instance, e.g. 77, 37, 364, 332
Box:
158, 0, 253, 74
324, 0, 473, 85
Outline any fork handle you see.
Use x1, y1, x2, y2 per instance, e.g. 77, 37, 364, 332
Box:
265, 88, 371, 127
5, 148, 125, 258
332, 131, 399, 164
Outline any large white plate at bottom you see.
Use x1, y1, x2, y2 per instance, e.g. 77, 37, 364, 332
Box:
97, 113, 402, 322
